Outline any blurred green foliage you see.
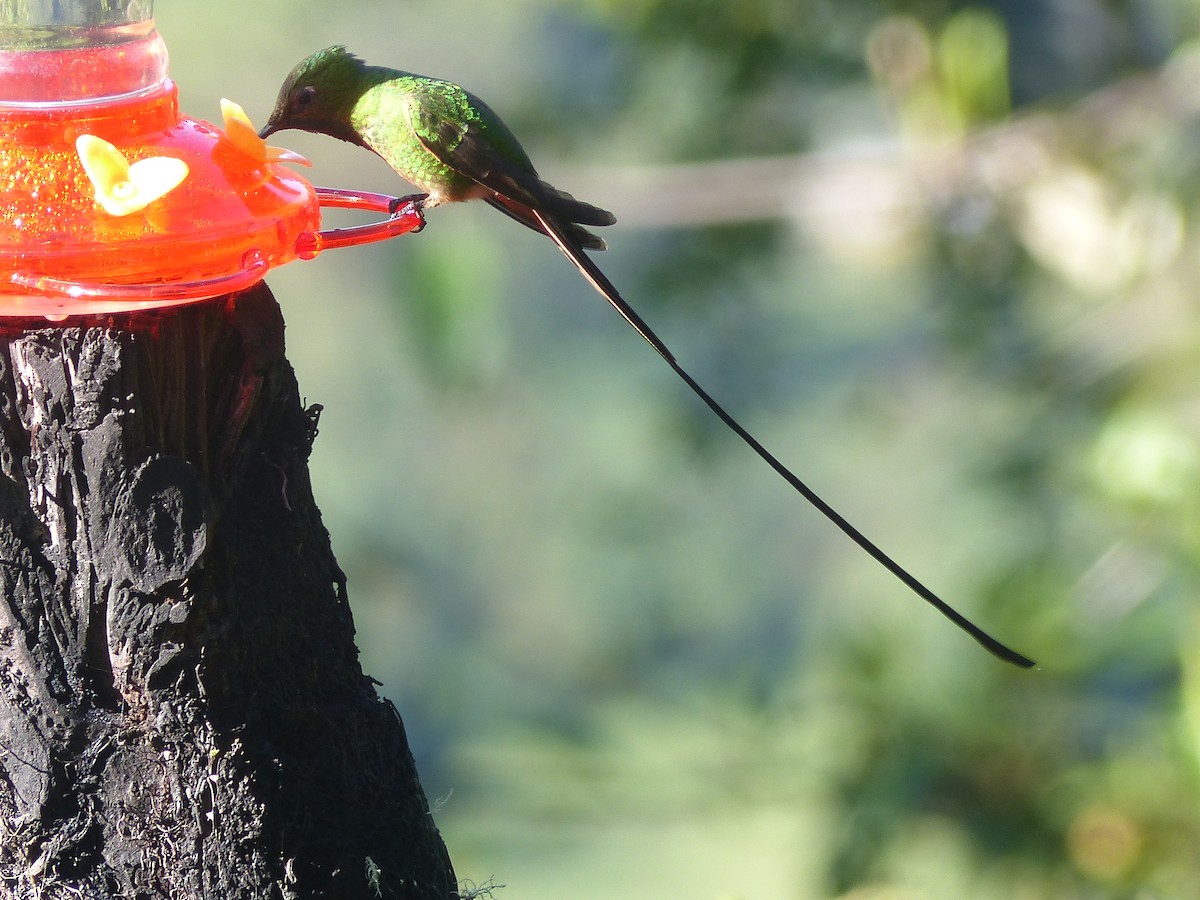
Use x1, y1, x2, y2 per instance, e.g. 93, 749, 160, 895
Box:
161, 0, 1200, 896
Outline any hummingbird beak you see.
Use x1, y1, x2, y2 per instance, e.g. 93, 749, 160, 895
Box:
258, 122, 278, 139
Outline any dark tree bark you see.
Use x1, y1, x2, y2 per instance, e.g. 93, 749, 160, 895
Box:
0, 285, 458, 899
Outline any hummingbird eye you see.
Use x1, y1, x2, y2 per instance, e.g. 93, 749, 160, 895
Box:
294, 86, 317, 110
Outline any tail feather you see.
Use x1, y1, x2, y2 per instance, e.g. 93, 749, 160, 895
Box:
487, 197, 607, 251
529, 208, 1036, 669
531, 209, 672, 362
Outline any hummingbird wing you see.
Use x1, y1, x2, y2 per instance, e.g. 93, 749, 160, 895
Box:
484, 195, 608, 251
407, 84, 615, 248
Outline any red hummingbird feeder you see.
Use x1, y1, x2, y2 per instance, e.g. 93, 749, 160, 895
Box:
0, 2, 421, 320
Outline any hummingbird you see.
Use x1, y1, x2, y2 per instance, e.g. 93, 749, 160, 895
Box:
261, 46, 1034, 669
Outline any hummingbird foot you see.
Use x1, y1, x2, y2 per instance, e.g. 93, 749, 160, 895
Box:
389, 193, 429, 231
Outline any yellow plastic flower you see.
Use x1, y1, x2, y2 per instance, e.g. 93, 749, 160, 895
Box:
220, 98, 311, 167
76, 135, 189, 217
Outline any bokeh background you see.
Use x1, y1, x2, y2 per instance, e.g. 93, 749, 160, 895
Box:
161, 1, 1199, 896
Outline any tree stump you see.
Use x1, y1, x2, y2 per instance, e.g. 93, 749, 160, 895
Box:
0, 285, 458, 899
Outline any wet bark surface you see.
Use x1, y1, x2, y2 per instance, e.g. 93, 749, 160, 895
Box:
0, 285, 458, 899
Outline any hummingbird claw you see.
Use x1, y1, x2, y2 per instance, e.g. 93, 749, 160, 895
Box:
389, 192, 427, 212
389, 192, 428, 232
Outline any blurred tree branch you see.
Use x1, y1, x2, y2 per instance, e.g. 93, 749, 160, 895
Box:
555, 50, 1200, 236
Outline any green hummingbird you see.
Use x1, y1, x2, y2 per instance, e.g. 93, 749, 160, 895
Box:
260, 46, 1034, 669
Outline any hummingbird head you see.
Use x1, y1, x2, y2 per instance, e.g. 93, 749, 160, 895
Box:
259, 46, 370, 145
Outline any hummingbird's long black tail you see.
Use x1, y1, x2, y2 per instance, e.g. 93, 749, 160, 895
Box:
531, 209, 1035, 669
